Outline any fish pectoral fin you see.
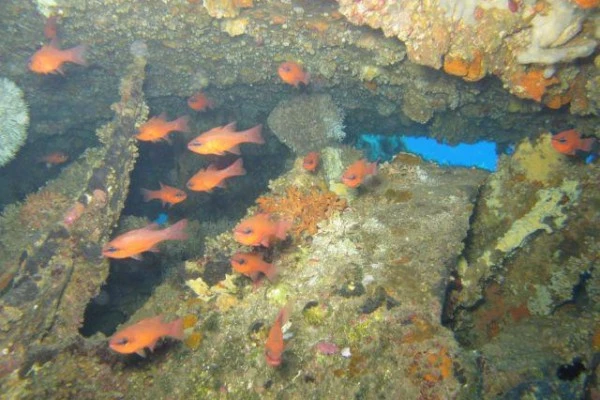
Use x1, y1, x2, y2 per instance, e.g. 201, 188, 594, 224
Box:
228, 146, 241, 155
136, 349, 146, 357
131, 254, 144, 261
260, 238, 270, 247
217, 181, 227, 188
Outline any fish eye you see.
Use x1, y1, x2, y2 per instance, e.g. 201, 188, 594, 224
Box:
346, 174, 356, 180
235, 257, 246, 265
105, 246, 117, 253
176, 193, 185, 197
242, 227, 253, 234
114, 337, 128, 345
189, 142, 201, 147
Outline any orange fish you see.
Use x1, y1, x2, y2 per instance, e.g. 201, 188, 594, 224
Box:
230, 252, 277, 282
141, 182, 187, 207
233, 213, 292, 247
302, 151, 320, 172
109, 315, 184, 357
102, 219, 188, 260
44, 15, 58, 40
136, 113, 190, 142
278, 61, 310, 88
551, 129, 597, 156
187, 92, 214, 112
29, 38, 87, 75
341, 159, 377, 188
265, 306, 290, 367
38, 151, 68, 167
187, 122, 264, 156
186, 158, 246, 192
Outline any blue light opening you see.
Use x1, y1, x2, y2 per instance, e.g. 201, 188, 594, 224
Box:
357, 134, 499, 172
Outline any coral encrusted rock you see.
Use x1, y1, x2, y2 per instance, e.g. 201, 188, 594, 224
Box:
267, 93, 345, 154
0, 78, 29, 167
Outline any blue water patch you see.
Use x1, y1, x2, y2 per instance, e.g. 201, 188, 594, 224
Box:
357, 133, 498, 172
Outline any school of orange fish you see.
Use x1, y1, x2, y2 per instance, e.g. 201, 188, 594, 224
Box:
28, 16, 598, 367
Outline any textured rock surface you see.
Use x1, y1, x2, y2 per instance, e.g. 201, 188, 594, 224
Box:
267, 93, 345, 154
7, 154, 488, 399
0, 55, 147, 386
337, 0, 600, 115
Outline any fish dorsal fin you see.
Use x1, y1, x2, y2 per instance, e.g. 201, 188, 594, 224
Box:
49, 37, 60, 49
159, 182, 165, 189
223, 122, 237, 132
206, 163, 218, 171
157, 112, 167, 120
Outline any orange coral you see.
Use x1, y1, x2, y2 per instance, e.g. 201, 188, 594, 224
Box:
443, 51, 484, 82
256, 186, 347, 239
573, 0, 599, 8
513, 69, 560, 102
545, 93, 571, 109
408, 346, 453, 384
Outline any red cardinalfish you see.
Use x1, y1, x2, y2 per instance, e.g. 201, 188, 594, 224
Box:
102, 219, 188, 260
551, 129, 597, 156
233, 214, 292, 247
278, 61, 310, 88
29, 38, 87, 75
136, 113, 190, 143
230, 252, 277, 282
187, 122, 264, 156
341, 159, 377, 188
265, 306, 291, 367
302, 151, 320, 172
109, 315, 184, 357
187, 92, 214, 112
186, 158, 246, 192
38, 151, 68, 167
141, 182, 187, 207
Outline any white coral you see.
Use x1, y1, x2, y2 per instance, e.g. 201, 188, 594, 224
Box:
0, 78, 29, 167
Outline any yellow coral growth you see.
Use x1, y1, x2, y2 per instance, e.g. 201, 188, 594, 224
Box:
256, 186, 347, 239
184, 331, 203, 350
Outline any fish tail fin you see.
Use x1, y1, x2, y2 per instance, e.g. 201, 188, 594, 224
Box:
276, 302, 292, 326
275, 219, 293, 240
174, 115, 191, 133
580, 137, 596, 152
164, 219, 189, 241
367, 161, 378, 176
167, 318, 185, 341
140, 188, 155, 202
242, 124, 264, 144
227, 158, 246, 177
67, 44, 87, 66
303, 72, 311, 86
263, 262, 278, 282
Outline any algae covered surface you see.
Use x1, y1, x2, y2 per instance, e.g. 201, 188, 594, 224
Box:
0, 0, 599, 399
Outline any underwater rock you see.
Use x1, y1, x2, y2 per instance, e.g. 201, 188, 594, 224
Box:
0, 78, 29, 167
267, 94, 345, 155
